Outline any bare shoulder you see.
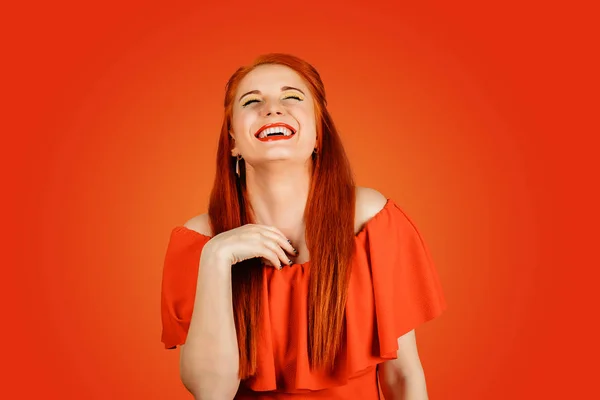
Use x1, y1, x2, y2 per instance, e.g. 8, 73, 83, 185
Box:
183, 213, 214, 236
354, 186, 388, 234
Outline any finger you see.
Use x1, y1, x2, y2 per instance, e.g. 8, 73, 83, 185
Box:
256, 227, 298, 256
259, 249, 284, 270
262, 240, 293, 267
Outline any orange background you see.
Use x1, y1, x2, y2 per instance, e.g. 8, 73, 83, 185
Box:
3, 1, 598, 399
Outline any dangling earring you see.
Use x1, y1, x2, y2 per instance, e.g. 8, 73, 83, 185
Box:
236, 154, 242, 177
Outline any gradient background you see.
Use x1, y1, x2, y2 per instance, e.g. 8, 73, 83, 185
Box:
3, 1, 598, 399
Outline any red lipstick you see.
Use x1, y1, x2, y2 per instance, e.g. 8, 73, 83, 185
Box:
254, 122, 297, 142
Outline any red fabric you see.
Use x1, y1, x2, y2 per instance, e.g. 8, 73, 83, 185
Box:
161, 199, 447, 398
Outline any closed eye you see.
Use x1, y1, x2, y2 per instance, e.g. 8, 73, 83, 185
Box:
242, 99, 260, 107
241, 94, 303, 107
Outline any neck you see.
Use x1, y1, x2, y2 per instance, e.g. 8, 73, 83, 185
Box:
245, 160, 311, 243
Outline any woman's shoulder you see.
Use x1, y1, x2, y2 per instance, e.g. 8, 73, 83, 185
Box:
182, 212, 213, 237
354, 186, 389, 235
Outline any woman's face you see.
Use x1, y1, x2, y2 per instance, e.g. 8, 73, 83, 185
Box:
230, 64, 317, 167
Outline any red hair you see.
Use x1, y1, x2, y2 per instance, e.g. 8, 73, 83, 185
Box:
207, 53, 356, 378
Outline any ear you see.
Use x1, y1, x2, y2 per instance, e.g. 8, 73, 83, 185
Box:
229, 131, 238, 156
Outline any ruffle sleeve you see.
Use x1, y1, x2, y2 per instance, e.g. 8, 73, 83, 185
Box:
160, 226, 212, 350
327, 199, 447, 389
350, 199, 447, 361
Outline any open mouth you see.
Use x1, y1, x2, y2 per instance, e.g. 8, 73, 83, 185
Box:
254, 123, 297, 142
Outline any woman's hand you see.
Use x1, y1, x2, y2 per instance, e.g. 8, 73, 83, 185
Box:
204, 224, 298, 270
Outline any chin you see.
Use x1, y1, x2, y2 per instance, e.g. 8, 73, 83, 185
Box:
252, 151, 313, 165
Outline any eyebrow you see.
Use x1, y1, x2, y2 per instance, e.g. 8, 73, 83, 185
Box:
238, 86, 305, 101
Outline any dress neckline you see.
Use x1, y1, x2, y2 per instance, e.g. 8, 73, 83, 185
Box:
174, 198, 393, 267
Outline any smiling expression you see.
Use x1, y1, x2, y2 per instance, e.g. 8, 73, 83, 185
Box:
229, 64, 317, 165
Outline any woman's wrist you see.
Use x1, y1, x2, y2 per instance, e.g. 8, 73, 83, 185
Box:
200, 243, 233, 276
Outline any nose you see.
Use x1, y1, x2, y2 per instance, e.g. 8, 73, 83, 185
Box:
263, 99, 284, 116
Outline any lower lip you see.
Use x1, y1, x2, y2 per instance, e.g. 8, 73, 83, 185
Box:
255, 133, 296, 142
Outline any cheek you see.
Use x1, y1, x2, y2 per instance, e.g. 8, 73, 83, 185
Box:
231, 111, 255, 134
295, 106, 317, 134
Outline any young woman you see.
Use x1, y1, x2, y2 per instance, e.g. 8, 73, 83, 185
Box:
161, 53, 446, 399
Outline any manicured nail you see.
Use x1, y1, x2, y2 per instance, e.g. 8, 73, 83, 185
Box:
288, 258, 293, 265
293, 248, 298, 254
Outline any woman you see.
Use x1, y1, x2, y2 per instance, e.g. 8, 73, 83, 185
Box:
161, 53, 446, 399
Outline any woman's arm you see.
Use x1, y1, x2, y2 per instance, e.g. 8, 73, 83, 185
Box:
378, 330, 429, 400
179, 253, 241, 399
178, 217, 241, 399
177, 214, 296, 399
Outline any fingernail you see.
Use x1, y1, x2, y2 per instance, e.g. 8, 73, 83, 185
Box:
293, 248, 298, 254
288, 258, 293, 265
279, 263, 283, 270
287, 239, 292, 244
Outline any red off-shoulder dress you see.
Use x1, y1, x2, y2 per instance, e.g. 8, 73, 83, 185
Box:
161, 199, 446, 399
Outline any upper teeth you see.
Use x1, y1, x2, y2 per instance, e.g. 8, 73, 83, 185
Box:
257, 126, 294, 139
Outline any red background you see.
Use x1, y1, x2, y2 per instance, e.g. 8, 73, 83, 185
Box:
2, 1, 598, 399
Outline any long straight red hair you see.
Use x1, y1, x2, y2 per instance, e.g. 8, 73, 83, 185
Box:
207, 53, 356, 378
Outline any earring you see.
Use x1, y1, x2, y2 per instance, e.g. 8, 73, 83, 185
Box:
236, 154, 242, 177
313, 148, 318, 155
